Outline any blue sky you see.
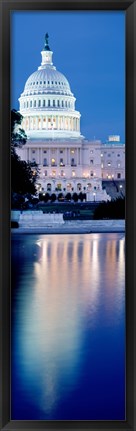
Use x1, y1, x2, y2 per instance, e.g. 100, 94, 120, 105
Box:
11, 11, 125, 142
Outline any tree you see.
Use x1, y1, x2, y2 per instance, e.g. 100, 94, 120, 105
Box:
11, 109, 38, 197
72, 192, 78, 202
65, 192, 71, 201
50, 193, 56, 202
11, 109, 27, 152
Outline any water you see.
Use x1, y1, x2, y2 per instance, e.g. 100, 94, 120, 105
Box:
11, 233, 125, 420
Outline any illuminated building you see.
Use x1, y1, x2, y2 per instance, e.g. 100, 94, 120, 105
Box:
17, 34, 125, 200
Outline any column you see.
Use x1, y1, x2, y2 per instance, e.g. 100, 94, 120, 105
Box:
48, 148, 50, 166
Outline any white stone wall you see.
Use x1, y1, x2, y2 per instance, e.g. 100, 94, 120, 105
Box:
16, 139, 125, 195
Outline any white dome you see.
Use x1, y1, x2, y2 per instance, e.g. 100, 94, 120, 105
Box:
23, 68, 72, 97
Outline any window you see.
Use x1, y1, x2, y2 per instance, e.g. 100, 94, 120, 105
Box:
34, 100, 36, 107
108, 162, 111, 166
90, 150, 93, 154
48, 100, 50, 107
52, 81, 53, 85
90, 159, 94, 164
61, 170, 64, 177
40, 81, 42, 84
53, 100, 55, 107
43, 158, 47, 166
65, 101, 67, 107
118, 163, 121, 167
27, 101, 28, 108
24, 102, 25, 108
51, 158, 56, 165
43, 150, 47, 153
57, 100, 60, 107
71, 150, 74, 154
60, 150, 63, 153
44, 170, 47, 176
60, 158, 63, 165
117, 154, 120, 157
72, 170, 75, 177
62, 101, 64, 107
117, 173, 121, 179
43, 100, 45, 107
55, 81, 57, 85
30, 101, 32, 107
36, 81, 38, 84
108, 154, 111, 157
47, 183, 51, 191
38, 100, 41, 107
71, 158, 75, 165
44, 81, 46, 84
90, 171, 93, 177
33, 82, 35, 85
77, 183, 82, 191
48, 81, 50, 84
32, 150, 35, 154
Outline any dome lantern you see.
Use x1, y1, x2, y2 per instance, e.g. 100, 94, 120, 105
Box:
40, 33, 54, 69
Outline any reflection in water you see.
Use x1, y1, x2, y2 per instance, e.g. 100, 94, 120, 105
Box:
11, 233, 125, 420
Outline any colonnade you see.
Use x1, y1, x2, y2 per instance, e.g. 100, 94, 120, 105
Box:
26, 146, 82, 166
23, 115, 80, 132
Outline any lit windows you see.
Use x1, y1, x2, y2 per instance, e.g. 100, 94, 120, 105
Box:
90, 171, 93, 177
90, 159, 94, 165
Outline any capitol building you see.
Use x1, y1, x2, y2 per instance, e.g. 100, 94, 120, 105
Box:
17, 34, 125, 201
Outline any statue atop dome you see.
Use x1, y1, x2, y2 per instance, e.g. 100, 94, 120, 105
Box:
44, 32, 50, 51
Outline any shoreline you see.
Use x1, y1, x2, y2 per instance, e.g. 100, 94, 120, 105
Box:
11, 219, 125, 234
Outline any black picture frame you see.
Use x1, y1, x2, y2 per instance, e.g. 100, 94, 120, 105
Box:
0, 0, 136, 430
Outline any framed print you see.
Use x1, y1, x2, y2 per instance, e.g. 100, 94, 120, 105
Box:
0, 0, 136, 430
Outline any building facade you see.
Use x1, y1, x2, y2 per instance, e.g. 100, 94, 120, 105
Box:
17, 34, 125, 201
